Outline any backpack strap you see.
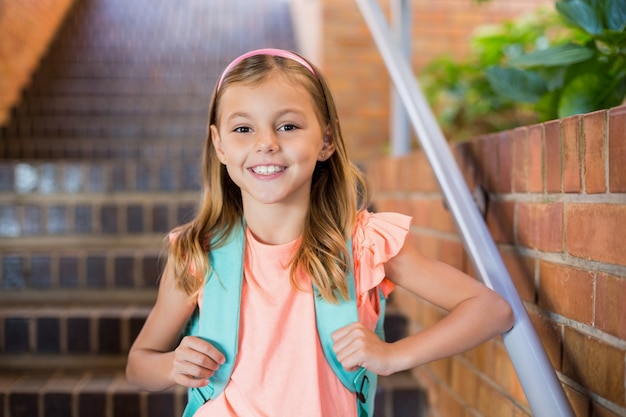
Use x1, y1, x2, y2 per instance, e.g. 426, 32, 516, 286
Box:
183, 224, 245, 417
183, 225, 384, 417
313, 241, 385, 417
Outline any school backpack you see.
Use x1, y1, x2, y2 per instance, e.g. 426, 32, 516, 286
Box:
182, 223, 386, 417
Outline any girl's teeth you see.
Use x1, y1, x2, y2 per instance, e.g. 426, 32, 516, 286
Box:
253, 166, 283, 175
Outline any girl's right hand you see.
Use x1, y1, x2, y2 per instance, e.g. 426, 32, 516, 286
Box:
172, 336, 227, 388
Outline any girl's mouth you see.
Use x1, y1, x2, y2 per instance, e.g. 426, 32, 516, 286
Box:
250, 165, 286, 175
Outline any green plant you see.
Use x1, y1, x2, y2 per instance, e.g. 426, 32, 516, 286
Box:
421, 8, 566, 140
486, 0, 626, 121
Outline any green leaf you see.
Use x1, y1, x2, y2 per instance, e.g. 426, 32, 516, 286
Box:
485, 66, 548, 103
557, 71, 613, 117
556, 0, 603, 35
535, 90, 561, 121
509, 43, 596, 67
605, 0, 626, 31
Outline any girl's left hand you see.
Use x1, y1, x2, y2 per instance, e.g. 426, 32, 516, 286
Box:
331, 322, 398, 376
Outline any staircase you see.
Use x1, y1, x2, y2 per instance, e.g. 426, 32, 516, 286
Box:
0, 0, 425, 416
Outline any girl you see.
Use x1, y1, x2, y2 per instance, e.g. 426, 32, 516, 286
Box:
126, 48, 514, 416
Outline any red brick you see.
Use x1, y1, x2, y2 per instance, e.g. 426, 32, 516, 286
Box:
562, 115, 582, 193
450, 358, 478, 408
497, 131, 512, 193
408, 198, 430, 228
487, 200, 515, 244
566, 204, 626, 266
528, 309, 564, 372
527, 124, 544, 193
538, 262, 594, 324
500, 249, 535, 302
481, 136, 499, 193
562, 327, 625, 406
429, 199, 456, 234
511, 127, 529, 193
583, 110, 607, 194
591, 401, 626, 417
476, 379, 516, 417
379, 156, 400, 193
516, 203, 564, 252
0, 0, 74, 124
411, 232, 439, 260
430, 357, 452, 384
397, 152, 421, 193
544, 120, 562, 193
595, 273, 626, 339
562, 384, 591, 417
438, 239, 465, 270
415, 151, 440, 193
437, 384, 466, 417
463, 341, 497, 382
608, 105, 626, 192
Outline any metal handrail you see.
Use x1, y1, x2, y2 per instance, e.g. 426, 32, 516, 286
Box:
354, 0, 575, 415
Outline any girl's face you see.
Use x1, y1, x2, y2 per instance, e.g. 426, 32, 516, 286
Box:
211, 75, 335, 210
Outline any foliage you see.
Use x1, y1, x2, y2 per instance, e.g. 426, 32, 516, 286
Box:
487, 0, 626, 121
420, 0, 626, 141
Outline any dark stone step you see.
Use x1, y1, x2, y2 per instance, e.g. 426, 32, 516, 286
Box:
0, 159, 202, 194
0, 370, 186, 417
0, 198, 198, 238
0, 246, 166, 291
0, 370, 425, 417
19, 95, 210, 118
0, 304, 152, 361
1, 114, 208, 140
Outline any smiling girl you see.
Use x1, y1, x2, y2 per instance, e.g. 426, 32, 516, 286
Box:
126, 48, 514, 417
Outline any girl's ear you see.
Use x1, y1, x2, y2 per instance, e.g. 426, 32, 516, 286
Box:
210, 124, 227, 164
318, 126, 336, 161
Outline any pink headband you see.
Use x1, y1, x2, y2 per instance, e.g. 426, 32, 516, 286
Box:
217, 48, 316, 90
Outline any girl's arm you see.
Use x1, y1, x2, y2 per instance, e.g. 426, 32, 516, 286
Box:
126, 258, 225, 391
332, 240, 514, 376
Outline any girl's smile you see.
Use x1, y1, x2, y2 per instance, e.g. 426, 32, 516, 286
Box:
211, 75, 334, 208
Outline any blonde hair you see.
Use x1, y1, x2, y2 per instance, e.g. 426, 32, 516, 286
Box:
170, 52, 369, 302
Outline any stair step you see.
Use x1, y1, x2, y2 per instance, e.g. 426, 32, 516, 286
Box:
0, 370, 187, 417
0, 304, 152, 366
20, 95, 209, 117
0, 158, 202, 193
2, 115, 208, 140
0, 136, 204, 160
0, 245, 165, 291
0, 199, 198, 238
0, 369, 424, 417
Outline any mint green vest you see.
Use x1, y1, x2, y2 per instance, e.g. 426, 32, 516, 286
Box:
182, 224, 385, 417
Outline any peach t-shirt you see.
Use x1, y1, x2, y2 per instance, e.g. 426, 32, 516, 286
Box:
194, 211, 411, 417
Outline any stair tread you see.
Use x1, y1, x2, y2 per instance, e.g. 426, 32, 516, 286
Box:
0, 369, 184, 394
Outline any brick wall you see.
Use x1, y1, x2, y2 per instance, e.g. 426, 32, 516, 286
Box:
0, 0, 75, 126
319, 0, 552, 161
364, 104, 626, 417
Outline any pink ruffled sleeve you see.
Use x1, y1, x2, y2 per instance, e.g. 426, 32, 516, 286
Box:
352, 210, 412, 330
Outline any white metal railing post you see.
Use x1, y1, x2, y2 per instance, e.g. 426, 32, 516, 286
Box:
390, 0, 411, 156
354, 0, 575, 416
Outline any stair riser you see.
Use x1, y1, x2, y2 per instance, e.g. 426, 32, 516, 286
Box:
1, 251, 165, 291
0, 200, 198, 238
0, 308, 149, 359
0, 374, 421, 417
0, 160, 203, 192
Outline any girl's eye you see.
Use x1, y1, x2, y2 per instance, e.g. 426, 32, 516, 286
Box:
278, 124, 298, 132
233, 126, 251, 133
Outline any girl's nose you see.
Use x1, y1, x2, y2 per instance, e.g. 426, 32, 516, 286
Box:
255, 131, 279, 153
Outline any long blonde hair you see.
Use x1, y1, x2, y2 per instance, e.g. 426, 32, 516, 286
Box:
170, 51, 369, 302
